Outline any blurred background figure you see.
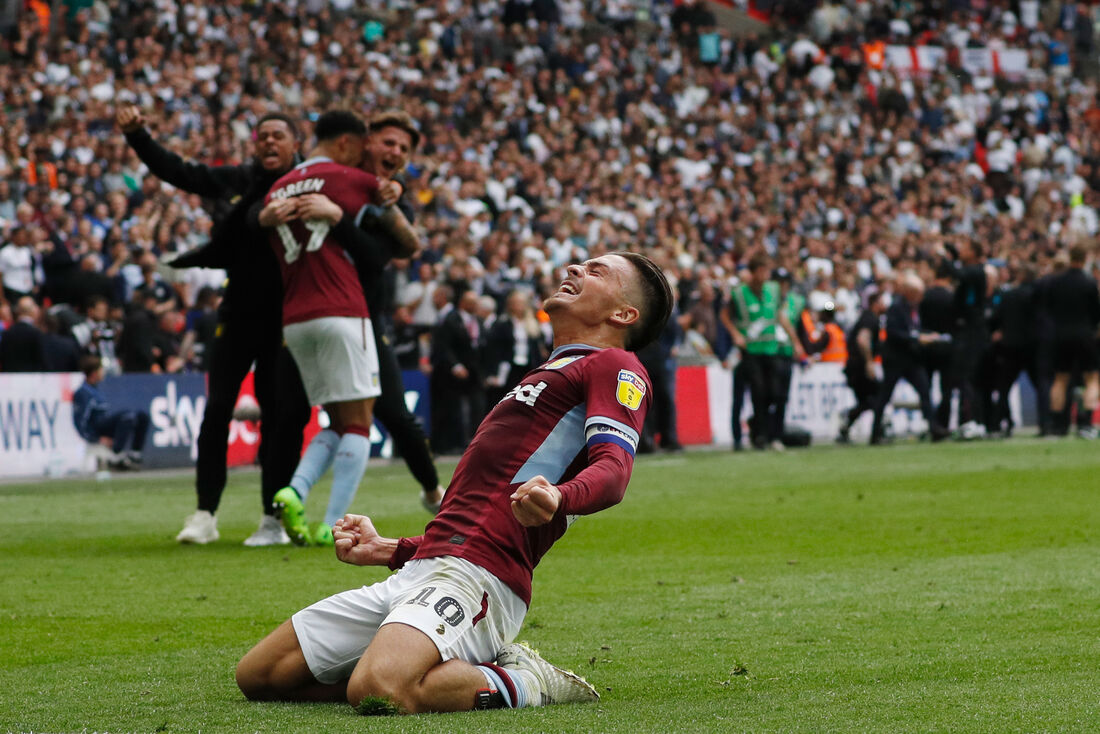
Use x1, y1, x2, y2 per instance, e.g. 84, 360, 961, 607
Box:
72, 355, 149, 470
484, 289, 548, 406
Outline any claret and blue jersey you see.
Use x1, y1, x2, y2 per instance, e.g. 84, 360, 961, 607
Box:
395, 344, 652, 606
265, 157, 381, 325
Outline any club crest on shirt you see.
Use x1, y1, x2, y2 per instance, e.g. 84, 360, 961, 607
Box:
616, 369, 646, 410
542, 355, 584, 370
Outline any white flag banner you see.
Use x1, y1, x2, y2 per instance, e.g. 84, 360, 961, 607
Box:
885, 45, 1029, 78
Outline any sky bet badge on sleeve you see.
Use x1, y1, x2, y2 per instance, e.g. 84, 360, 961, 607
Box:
616, 370, 646, 410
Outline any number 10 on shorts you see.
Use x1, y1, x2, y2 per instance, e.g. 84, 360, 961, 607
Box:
407, 586, 466, 627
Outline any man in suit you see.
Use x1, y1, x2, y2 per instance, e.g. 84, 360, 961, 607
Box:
431, 288, 485, 454
1044, 245, 1100, 437
484, 289, 548, 406
946, 239, 989, 437
988, 265, 1041, 437
0, 296, 47, 372
41, 310, 81, 372
920, 261, 956, 429
870, 273, 951, 444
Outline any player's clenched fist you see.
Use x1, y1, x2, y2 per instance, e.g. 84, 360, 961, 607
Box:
116, 105, 145, 133
334, 514, 386, 566
510, 475, 561, 527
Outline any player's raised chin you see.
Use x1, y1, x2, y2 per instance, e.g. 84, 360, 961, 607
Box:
545, 255, 641, 330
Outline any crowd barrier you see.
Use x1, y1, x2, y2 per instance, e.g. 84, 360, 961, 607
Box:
674, 361, 1031, 445
0, 370, 432, 479
0, 363, 1042, 479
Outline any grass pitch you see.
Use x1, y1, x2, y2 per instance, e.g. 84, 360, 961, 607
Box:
2, 439, 1099, 733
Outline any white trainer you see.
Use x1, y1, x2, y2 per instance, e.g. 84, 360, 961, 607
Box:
243, 515, 291, 547
495, 642, 599, 706
959, 420, 986, 440
420, 485, 446, 514
176, 510, 219, 544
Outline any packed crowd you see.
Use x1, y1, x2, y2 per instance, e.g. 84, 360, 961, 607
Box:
1, 0, 1099, 439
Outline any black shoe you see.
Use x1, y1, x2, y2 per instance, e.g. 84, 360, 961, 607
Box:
930, 425, 951, 443
660, 441, 684, 453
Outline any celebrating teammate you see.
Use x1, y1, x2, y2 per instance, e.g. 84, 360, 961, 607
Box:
117, 105, 311, 547
235, 251, 673, 715
306, 109, 447, 513
257, 109, 401, 546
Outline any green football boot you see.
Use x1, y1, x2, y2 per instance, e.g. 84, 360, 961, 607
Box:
310, 522, 334, 547
272, 487, 310, 546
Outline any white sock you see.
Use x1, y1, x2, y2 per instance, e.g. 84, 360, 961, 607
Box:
324, 432, 370, 526
289, 429, 340, 501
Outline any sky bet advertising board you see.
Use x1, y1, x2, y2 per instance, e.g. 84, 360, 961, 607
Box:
0, 370, 433, 479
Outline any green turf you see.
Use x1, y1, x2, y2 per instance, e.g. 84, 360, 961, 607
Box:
2, 439, 1099, 732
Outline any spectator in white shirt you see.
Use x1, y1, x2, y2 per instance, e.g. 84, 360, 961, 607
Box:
0, 226, 45, 303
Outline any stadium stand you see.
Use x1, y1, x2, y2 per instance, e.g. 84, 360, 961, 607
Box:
1, 1, 1099, 464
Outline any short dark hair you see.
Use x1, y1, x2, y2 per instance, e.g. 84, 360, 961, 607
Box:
256, 112, 300, 140
1069, 244, 1087, 266
747, 253, 770, 272
79, 354, 102, 376
84, 294, 108, 312
613, 251, 674, 352
368, 109, 421, 150
314, 109, 367, 142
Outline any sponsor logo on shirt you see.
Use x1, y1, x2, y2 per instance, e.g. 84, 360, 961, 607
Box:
542, 355, 584, 370
615, 369, 646, 410
502, 380, 548, 407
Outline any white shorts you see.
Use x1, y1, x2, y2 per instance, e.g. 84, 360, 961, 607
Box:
283, 316, 381, 405
291, 557, 527, 685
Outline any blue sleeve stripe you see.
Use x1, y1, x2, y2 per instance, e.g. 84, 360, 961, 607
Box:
584, 416, 640, 445
587, 433, 636, 456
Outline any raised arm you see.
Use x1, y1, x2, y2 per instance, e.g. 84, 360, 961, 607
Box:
117, 106, 252, 198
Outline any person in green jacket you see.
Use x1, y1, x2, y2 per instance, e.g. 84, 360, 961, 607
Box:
725, 254, 804, 450
773, 268, 807, 449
